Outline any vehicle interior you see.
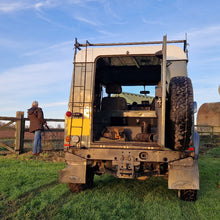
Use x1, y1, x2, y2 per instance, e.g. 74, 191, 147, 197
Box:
92, 55, 162, 146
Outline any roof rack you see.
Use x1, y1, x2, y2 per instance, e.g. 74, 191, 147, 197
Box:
74, 38, 188, 52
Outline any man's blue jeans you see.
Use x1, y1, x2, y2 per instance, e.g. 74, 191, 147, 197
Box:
33, 130, 42, 154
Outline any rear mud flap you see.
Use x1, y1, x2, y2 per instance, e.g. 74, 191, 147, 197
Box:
59, 152, 86, 184
168, 157, 199, 190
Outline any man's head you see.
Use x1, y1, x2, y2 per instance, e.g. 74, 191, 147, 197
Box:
32, 101, 38, 107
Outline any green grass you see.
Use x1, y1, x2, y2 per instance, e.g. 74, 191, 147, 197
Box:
0, 147, 220, 220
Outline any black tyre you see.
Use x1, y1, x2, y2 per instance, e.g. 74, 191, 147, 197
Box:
68, 183, 85, 193
178, 189, 198, 201
167, 76, 193, 151
85, 166, 95, 188
68, 166, 94, 193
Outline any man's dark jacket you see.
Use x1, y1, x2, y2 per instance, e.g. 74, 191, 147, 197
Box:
28, 107, 46, 133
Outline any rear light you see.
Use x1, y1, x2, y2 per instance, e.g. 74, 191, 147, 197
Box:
72, 136, 80, 143
65, 135, 80, 143
66, 111, 72, 117
65, 136, 70, 142
188, 147, 194, 151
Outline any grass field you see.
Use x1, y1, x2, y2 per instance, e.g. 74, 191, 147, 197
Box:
0, 147, 220, 220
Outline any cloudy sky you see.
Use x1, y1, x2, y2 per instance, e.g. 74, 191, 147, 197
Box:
0, 0, 219, 119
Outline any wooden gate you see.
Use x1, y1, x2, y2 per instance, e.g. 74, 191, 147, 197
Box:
0, 111, 25, 154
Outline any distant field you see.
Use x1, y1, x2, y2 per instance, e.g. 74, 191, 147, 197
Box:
0, 147, 220, 220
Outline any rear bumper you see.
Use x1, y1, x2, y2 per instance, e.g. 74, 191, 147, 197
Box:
68, 147, 194, 163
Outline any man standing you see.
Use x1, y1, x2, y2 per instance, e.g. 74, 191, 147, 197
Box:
28, 101, 47, 156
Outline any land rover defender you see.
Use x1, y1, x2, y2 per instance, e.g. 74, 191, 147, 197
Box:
59, 36, 200, 201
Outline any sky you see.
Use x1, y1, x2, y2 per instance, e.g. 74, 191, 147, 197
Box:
0, 0, 219, 120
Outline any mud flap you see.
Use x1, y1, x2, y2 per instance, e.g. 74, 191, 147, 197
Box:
168, 157, 199, 190
59, 152, 86, 184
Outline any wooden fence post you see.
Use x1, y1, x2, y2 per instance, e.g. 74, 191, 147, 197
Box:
15, 111, 25, 154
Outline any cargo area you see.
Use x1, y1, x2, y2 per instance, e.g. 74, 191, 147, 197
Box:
92, 55, 162, 148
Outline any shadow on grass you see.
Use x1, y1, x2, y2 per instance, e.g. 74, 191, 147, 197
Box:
35, 190, 74, 219
1, 180, 58, 218
91, 174, 174, 201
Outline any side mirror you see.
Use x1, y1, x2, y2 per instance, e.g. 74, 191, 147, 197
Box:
193, 101, 197, 114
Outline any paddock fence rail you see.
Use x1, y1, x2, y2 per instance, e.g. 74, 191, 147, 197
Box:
194, 125, 220, 147
0, 111, 64, 155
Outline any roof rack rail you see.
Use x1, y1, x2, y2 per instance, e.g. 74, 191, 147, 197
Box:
74, 38, 187, 52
